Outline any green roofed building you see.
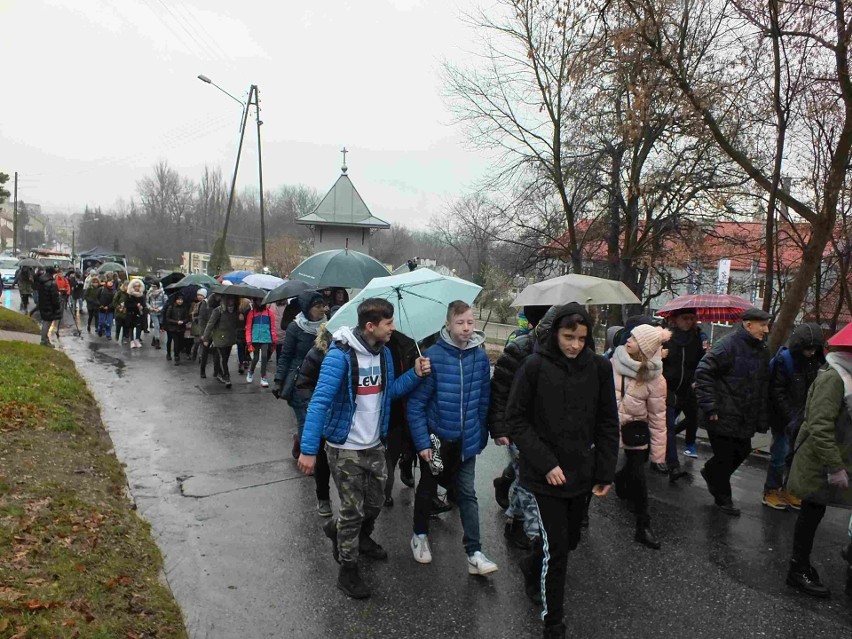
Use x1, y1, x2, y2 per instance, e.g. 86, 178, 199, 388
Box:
296, 150, 389, 255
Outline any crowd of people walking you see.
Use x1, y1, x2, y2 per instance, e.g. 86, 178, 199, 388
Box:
11, 263, 852, 638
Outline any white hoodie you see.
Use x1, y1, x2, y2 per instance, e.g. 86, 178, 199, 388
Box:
327, 326, 384, 450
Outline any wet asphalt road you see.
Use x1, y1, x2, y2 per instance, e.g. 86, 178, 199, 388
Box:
11, 296, 851, 639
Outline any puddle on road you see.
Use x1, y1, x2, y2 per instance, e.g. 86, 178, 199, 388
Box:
87, 342, 126, 378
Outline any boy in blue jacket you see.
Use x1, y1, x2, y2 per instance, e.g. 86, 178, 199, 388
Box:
407, 300, 497, 576
297, 298, 430, 599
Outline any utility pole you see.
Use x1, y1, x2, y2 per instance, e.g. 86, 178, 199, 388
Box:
12, 171, 17, 256
255, 86, 266, 267
214, 84, 266, 272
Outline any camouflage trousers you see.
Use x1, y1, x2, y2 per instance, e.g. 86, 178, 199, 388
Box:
505, 444, 541, 539
326, 444, 387, 563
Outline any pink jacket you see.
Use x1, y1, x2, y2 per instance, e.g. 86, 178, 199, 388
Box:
612, 347, 667, 464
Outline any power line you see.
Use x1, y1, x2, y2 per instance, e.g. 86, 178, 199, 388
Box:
172, 1, 230, 61
154, 0, 222, 60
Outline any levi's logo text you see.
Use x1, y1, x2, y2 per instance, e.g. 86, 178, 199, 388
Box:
357, 366, 383, 396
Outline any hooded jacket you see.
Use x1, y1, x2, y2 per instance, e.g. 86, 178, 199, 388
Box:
768, 322, 826, 434
662, 325, 706, 404
694, 323, 771, 438
246, 306, 278, 345
125, 279, 147, 323
294, 327, 333, 406
146, 287, 165, 314
165, 298, 191, 333
300, 326, 423, 455
274, 291, 328, 390
202, 299, 238, 347
36, 272, 62, 321
488, 305, 559, 439
406, 327, 492, 462
612, 344, 667, 462
85, 282, 101, 305
96, 285, 116, 310
506, 303, 619, 498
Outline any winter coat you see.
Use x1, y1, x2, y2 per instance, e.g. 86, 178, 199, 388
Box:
146, 288, 165, 314
36, 273, 62, 321
506, 303, 620, 499
112, 290, 128, 320
611, 345, 667, 463
202, 304, 238, 348
387, 331, 419, 435
54, 274, 70, 296
300, 328, 423, 455
16, 268, 33, 295
694, 324, 771, 439
294, 328, 333, 406
125, 281, 147, 326
193, 299, 213, 338
69, 273, 84, 299
84, 284, 101, 305
235, 299, 251, 343
787, 359, 852, 508
768, 323, 826, 435
407, 329, 492, 462
662, 326, 705, 405
189, 301, 204, 337
96, 287, 116, 311
246, 307, 278, 345
274, 318, 321, 392
488, 306, 560, 439
165, 302, 191, 334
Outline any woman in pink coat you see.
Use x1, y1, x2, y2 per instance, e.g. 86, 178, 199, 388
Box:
612, 323, 670, 549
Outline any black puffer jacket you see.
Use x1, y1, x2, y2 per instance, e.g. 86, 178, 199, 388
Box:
506, 304, 619, 498
768, 322, 825, 434
274, 290, 328, 394
36, 273, 62, 321
165, 301, 191, 333
387, 331, 419, 434
293, 327, 333, 405
662, 326, 705, 405
694, 324, 771, 438
488, 306, 559, 439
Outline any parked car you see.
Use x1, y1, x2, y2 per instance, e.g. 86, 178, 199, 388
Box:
0, 256, 18, 288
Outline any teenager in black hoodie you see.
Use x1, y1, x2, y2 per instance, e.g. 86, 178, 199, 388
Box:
506, 303, 619, 639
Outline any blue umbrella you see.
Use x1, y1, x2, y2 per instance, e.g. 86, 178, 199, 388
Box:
221, 270, 254, 284
325, 269, 482, 354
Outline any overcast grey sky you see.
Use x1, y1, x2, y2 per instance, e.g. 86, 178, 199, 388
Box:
1, 0, 496, 227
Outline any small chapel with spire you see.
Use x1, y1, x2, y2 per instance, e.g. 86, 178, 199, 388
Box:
296, 148, 390, 255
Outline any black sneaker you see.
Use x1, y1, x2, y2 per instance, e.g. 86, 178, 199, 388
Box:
200, 371, 206, 379
714, 497, 741, 517
493, 474, 512, 510
399, 462, 415, 488
337, 562, 370, 599
650, 463, 669, 474
520, 555, 542, 605
323, 518, 340, 564
786, 562, 831, 598
358, 535, 388, 561
431, 495, 452, 515
224, 378, 232, 389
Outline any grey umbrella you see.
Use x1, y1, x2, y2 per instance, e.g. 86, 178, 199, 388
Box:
290, 249, 391, 289
512, 274, 641, 307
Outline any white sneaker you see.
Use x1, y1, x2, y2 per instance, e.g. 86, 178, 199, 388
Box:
467, 551, 498, 576
246, 371, 254, 383
411, 534, 432, 564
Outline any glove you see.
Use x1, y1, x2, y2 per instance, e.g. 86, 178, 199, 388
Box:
271, 383, 283, 399
827, 469, 849, 490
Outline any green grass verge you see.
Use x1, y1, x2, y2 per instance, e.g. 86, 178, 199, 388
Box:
0, 307, 39, 335
0, 342, 186, 639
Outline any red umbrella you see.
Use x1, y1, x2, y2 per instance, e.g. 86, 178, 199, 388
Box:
828, 322, 852, 348
657, 294, 754, 323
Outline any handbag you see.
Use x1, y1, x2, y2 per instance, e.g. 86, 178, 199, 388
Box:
620, 376, 651, 447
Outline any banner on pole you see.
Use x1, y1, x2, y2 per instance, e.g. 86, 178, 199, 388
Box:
716, 259, 731, 294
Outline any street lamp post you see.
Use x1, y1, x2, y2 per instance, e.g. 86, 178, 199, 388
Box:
197, 75, 266, 271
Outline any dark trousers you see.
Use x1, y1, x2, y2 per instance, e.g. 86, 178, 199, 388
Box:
616, 449, 649, 522
166, 332, 183, 358
199, 342, 221, 376
530, 492, 586, 627
236, 339, 248, 370
315, 440, 331, 501
384, 422, 414, 499
667, 392, 699, 465
792, 500, 827, 565
703, 432, 751, 500
249, 343, 273, 378
86, 303, 98, 330
217, 345, 233, 380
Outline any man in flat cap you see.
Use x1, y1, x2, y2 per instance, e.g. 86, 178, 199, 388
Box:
694, 307, 771, 515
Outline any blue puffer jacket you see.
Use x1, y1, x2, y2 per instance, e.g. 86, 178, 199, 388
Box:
407, 329, 491, 461
301, 329, 423, 455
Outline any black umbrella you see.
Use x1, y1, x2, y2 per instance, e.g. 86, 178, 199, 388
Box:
211, 283, 267, 299
16, 258, 43, 268
261, 280, 314, 306
159, 272, 187, 288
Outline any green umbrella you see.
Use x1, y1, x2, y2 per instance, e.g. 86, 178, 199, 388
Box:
210, 283, 267, 299
290, 249, 391, 289
165, 273, 220, 291
97, 261, 126, 274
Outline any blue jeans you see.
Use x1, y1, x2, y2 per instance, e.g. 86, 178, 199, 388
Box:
765, 430, 790, 491
665, 406, 680, 468
98, 311, 113, 337
292, 402, 307, 438
413, 453, 481, 555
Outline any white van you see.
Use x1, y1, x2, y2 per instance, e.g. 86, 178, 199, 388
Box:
0, 256, 18, 288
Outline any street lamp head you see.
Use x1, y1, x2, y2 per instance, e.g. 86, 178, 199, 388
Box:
197, 74, 212, 84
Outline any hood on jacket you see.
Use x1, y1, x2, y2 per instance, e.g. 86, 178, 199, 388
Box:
439, 327, 486, 351
789, 322, 825, 354
544, 302, 595, 355
127, 279, 145, 298
333, 326, 384, 356
314, 325, 333, 354
298, 290, 326, 316
534, 305, 561, 348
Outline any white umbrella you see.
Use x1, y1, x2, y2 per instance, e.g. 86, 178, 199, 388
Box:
242, 273, 286, 290
512, 274, 640, 307
325, 268, 482, 354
